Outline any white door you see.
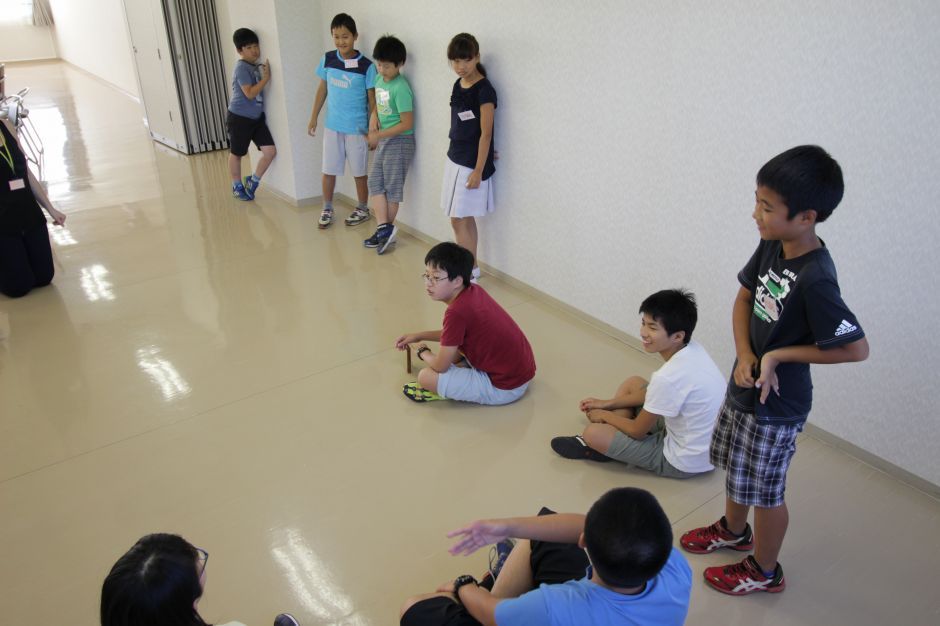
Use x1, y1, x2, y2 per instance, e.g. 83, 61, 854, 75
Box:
123, 0, 188, 152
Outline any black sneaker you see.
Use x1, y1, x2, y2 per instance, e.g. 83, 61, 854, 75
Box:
377, 225, 398, 255
363, 230, 381, 248
274, 614, 300, 626
550, 435, 611, 462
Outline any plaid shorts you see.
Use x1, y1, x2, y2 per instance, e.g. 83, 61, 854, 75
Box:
710, 401, 803, 508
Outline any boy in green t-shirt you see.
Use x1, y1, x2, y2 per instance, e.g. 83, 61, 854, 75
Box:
362, 35, 415, 255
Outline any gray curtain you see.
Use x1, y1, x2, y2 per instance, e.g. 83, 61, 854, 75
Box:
33, 0, 55, 26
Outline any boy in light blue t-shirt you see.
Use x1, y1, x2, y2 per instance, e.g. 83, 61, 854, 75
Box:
399, 488, 691, 626
307, 13, 376, 229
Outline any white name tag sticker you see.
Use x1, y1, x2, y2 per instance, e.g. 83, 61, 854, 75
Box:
9, 178, 25, 191
457, 110, 476, 121
344, 58, 359, 69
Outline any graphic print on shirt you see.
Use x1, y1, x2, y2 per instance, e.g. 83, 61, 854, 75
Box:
376, 87, 391, 114
330, 73, 352, 89
753, 267, 797, 323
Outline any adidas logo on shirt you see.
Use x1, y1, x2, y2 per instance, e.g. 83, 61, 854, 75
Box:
834, 319, 858, 336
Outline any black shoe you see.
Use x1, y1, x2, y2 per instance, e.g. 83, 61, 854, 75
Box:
550, 435, 611, 462
274, 614, 300, 626
364, 231, 381, 248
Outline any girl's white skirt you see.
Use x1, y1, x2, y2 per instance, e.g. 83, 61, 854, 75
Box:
441, 157, 495, 218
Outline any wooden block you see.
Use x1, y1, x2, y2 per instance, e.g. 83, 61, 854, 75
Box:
406, 344, 413, 374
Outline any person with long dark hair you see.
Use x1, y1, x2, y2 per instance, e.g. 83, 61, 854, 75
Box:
101, 533, 299, 626
0, 118, 66, 298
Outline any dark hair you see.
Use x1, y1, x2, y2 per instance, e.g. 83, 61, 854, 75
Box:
232, 28, 258, 51
424, 242, 473, 287
583, 488, 673, 588
330, 13, 357, 36
756, 145, 844, 222
639, 289, 697, 345
101, 534, 208, 626
373, 35, 406, 66
447, 33, 486, 78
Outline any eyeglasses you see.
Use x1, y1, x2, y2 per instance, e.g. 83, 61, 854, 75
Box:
196, 547, 209, 575
421, 273, 450, 285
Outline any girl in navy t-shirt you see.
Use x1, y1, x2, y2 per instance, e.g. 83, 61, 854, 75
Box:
440, 33, 497, 283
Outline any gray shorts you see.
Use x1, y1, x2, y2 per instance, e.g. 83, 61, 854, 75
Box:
368, 135, 415, 203
322, 128, 368, 177
437, 363, 529, 406
606, 417, 698, 479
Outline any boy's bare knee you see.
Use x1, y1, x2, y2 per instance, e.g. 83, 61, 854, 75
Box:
582, 424, 610, 452
417, 367, 437, 391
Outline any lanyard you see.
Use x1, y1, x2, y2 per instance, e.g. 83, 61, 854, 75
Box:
0, 137, 14, 174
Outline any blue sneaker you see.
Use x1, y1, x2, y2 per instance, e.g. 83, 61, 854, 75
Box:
244, 175, 260, 197
233, 181, 253, 201
377, 224, 398, 255
487, 538, 516, 581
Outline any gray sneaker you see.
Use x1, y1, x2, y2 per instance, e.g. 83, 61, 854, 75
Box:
274, 614, 300, 626
345, 206, 370, 225
318, 206, 333, 229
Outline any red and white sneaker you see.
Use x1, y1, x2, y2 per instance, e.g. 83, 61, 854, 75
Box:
703, 555, 785, 595
680, 516, 753, 554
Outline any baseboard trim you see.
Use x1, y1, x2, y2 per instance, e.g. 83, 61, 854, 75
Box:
803, 423, 939, 499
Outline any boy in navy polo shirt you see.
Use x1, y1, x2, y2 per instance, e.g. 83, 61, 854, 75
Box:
308, 13, 376, 229
227, 28, 277, 201
680, 146, 869, 595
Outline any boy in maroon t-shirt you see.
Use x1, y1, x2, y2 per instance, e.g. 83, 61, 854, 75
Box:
395, 242, 535, 405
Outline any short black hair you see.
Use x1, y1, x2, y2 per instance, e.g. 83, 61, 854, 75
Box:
424, 242, 473, 287
373, 35, 406, 66
639, 289, 697, 345
330, 13, 357, 36
756, 145, 844, 222
583, 488, 673, 588
232, 28, 258, 51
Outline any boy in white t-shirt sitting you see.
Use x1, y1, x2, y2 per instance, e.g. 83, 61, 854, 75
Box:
551, 289, 725, 478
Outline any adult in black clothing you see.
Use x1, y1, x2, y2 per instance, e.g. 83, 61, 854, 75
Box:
0, 119, 66, 298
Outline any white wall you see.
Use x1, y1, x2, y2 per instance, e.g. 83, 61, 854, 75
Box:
217, 0, 324, 201
48, 0, 139, 97
310, 0, 939, 486
0, 24, 57, 61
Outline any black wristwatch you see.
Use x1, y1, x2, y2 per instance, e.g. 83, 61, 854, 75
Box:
416, 346, 431, 360
453, 574, 478, 599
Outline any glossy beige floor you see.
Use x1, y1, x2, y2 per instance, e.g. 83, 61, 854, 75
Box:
1, 61, 938, 626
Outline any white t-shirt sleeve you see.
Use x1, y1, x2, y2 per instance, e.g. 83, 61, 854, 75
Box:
643, 366, 686, 418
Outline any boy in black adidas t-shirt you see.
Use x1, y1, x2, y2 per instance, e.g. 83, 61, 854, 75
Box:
680, 146, 869, 596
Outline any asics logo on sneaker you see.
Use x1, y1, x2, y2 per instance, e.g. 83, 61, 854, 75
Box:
834, 319, 858, 336
731, 577, 774, 594
709, 537, 744, 550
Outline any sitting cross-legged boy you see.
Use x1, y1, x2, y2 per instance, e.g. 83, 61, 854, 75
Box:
399, 487, 691, 626
551, 289, 726, 478
394, 242, 535, 405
